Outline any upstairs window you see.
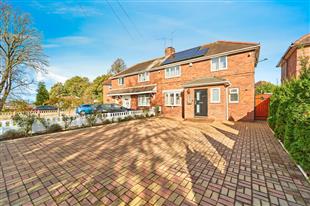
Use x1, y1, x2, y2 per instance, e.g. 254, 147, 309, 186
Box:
164, 91, 181, 106
165, 66, 181, 78
210, 88, 221, 103
138, 72, 150, 82
229, 88, 239, 103
211, 56, 227, 71
118, 77, 124, 85
138, 95, 150, 106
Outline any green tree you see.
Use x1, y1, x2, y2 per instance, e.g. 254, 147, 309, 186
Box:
10, 99, 30, 111
35, 82, 49, 106
49, 82, 65, 99
64, 76, 90, 97
109, 58, 126, 75
255, 81, 277, 94
92, 75, 110, 101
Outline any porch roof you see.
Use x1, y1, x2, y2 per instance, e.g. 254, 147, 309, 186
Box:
182, 77, 230, 88
107, 85, 157, 96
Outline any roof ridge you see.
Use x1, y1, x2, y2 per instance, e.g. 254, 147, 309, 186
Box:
216, 40, 259, 45
114, 57, 161, 76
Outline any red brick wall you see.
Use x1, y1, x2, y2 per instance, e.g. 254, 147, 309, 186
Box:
103, 85, 113, 103
108, 50, 257, 121
281, 46, 310, 81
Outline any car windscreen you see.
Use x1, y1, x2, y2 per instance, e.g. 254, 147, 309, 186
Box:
82, 105, 91, 107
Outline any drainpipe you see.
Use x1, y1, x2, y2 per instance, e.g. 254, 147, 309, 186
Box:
225, 82, 231, 121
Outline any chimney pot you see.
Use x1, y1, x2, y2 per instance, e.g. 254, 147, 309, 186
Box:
165, 47, 175, 57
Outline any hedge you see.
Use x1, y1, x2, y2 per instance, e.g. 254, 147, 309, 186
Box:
268, 57, 310, 174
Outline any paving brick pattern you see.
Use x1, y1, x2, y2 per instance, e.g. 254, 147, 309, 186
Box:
0, 118, 309, 206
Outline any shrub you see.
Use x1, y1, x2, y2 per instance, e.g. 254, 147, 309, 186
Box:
0, 129, 25, 140
38, 117, 50, 131
134, 114, 145, 119
102, 119, 112, 124
12, 113, 37, 135
268, 55, 310, 174
154, 106, 161, 116
85, 113, 97, 126
62, 114, 76, 129
47, 124, 63, 133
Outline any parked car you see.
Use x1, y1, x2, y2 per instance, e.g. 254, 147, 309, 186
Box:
95, 104, 130, 113
34, 105, 58, 111
76, 104, 95, 115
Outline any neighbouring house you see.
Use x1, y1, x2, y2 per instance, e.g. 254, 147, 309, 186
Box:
277, 33, 310, 82
102, 79, 112, 103
103, 40, 260, 121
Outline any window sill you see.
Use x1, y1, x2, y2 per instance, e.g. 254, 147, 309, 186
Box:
210, 101, 221, 104
165, 75, 181, 79
229, 101, 239, 104
211, 68, 227, 72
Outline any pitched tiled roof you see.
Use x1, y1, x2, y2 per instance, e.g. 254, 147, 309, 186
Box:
277, 33, 310, 67
182, 77, 230, 88
112, 40, 259, 79
108, 85, 156, 96
201, 41, 258, 56
102, 79, 112, 85
113, 58, 164, 78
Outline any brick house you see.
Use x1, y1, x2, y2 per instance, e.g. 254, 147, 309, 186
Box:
103, 40, 260, 121
277, 33, 310, 82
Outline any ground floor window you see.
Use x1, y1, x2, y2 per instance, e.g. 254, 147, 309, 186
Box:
229, 88, 239, 103
138, 94, 150, 106
164, 91, 181, 106
210, 88, 221, 103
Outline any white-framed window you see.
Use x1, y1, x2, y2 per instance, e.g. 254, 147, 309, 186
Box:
164, 91, 181, 106
118, 77, 124, 85
138, 72, 150, 82
138, 94, 150, 106
211, 56, 227, 71
165, 66, 181, 78
210, 88, 221, 103
229, 88, 239, 103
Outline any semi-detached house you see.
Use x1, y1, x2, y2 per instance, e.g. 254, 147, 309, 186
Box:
103, 40, 260, 121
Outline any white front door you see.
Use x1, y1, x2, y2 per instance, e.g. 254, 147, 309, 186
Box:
122, 95, 131, 109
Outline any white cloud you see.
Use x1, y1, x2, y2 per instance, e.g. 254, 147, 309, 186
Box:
43, 44, 60, 49
44, 36, 94, 49
50, 4, 103, 17
37, 68, 68, 83
52, 36, 93, 45
31, 1, 103, 17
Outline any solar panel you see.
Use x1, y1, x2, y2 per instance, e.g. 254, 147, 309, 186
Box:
162, 46, 208, 65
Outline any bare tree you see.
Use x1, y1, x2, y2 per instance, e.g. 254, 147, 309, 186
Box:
109, 58, 126, 75
0, 3, 48, 111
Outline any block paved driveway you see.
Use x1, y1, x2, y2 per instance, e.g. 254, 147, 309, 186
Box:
0, 118, 310, 206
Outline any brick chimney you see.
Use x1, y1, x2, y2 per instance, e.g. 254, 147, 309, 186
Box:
165, 47, 175, 57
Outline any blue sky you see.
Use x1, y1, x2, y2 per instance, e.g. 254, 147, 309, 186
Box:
9, 0, 310, 100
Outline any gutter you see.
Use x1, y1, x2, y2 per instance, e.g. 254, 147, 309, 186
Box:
182, 80, 231, 88
107, 90, 157, 97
